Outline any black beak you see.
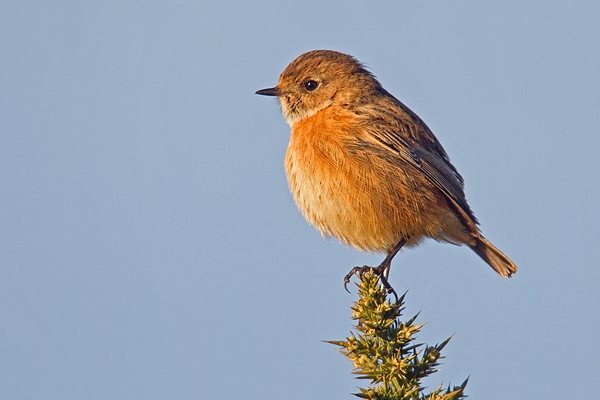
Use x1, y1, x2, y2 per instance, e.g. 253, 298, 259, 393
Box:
255, 87, 283, 96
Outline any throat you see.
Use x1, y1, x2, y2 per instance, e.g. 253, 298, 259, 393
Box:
282, 99, 333, 126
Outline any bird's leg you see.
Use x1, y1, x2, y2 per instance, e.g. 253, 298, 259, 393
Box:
344, 237, 409, 299
378, 236, 408, 279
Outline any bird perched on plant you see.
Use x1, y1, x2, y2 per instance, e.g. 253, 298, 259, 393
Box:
256, 50, 517, 289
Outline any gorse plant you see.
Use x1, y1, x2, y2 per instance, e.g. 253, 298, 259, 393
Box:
329, 271, 468, 400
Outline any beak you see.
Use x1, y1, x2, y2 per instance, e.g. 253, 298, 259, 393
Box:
255, 86, 283, 96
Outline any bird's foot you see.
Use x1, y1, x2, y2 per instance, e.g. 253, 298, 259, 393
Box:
343, 263, 398, 301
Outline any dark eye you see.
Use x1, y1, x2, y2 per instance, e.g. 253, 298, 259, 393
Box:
304, 80, 319, 91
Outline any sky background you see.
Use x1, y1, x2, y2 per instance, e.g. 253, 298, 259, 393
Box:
1, 1, 599, 399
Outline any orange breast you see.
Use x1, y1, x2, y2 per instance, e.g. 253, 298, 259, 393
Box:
284, 105, 468, 253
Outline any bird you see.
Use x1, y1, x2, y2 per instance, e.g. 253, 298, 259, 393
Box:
256, 50, 517, 289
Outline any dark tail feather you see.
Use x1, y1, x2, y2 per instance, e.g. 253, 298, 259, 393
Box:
471, 236, 517, 278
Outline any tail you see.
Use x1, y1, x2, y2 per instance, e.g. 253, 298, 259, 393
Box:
471, 236, 517, 278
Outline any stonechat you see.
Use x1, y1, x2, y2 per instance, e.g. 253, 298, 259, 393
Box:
256, 50, 517, 288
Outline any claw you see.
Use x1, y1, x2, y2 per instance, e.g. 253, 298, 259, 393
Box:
342, 264, 398, 302
378, 273, 399, 302
342, 238, 408, 300
343, 266, 360, 293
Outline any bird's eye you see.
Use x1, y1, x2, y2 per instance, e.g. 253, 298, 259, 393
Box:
304, 80, 319, 91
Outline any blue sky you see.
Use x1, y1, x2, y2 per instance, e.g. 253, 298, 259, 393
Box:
1, 1, 599, 399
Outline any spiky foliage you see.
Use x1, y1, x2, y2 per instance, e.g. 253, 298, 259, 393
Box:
329, 270, 468, 399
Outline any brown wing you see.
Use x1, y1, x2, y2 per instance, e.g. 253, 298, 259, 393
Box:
375, 89, 455, 158
357, 91, 479, 230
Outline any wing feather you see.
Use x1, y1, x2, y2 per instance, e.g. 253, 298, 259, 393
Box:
355, 91, 479, 232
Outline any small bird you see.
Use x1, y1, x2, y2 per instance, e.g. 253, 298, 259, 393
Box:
256, 50, 517, 288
